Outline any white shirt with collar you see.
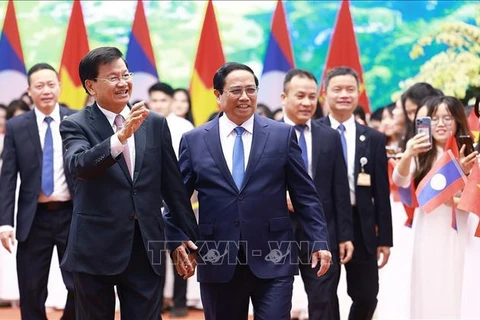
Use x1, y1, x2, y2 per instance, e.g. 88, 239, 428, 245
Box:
166, 113, 194, 160
35, 103, 71, 203
329, 114, 356, 205
283, 115, 313, 178
97, 104, 136, 175
219, 113, 254, 175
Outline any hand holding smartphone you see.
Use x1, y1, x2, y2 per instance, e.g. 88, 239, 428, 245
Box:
458, 135, 475, 156
415, 117, 432, 147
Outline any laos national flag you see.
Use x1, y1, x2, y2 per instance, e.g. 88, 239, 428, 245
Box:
416, 150, 466, 214
126, 0, 158, 103
257, 0, 294, 111
0, 0, 27, 105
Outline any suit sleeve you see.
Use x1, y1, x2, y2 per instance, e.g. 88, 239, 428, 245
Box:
332, 133, 354, 243
372, 134, 393, 247
0, 121, 19, 227
60, 117, 116, 180
286, 127, 330, 251
160, 121, 198, 249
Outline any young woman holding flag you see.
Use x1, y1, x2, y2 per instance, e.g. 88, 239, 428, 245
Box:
392, 96, 477, 319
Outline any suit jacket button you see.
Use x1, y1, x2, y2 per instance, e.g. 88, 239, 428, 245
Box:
234, 220, 240, 226
238, 196, 243, 200
129, 214, 137, 220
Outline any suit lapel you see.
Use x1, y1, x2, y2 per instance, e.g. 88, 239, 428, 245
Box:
26, 111, 42, 165
133, 119, 147, 184
203, 118, 238, 192
241, 115, 269, 192
89, 103, 132, 183
354, 123, 367, 186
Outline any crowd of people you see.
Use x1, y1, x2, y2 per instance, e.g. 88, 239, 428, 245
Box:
0, 45, 479, 320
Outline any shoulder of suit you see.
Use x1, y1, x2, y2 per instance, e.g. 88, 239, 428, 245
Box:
362, 124, 384, 140
260, 116, 291, 130
312, 119, 337, 135
6, 109, 34, 128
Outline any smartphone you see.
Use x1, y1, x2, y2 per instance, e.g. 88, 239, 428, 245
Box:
459, 135, 475, 156
415, 117, 432, 146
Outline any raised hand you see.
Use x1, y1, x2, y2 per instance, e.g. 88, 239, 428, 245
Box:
117, 101, 150, 144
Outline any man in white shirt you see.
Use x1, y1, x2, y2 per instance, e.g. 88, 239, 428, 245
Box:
148, 82, 194, 158
0, 63, 75, 319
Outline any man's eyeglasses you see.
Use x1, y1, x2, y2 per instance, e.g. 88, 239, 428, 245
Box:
223, 86, 258, 98
95, 72, 134, 84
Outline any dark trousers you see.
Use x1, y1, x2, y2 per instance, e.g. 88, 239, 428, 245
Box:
73, 222, 162, 320
345, 207, 379, 320
159, 251, 187, 310
296, 229, 341, 320
172, 266, 187, 309
16, 205, 75, 320
200, 262, 293, 320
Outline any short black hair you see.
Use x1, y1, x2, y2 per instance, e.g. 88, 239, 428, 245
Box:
148, 82, 175, 97
283, 69, 317, 92
213, 62, 258, 93
79, 46, 128, 95
27, 63, 58, 86
323, 66, 360, 90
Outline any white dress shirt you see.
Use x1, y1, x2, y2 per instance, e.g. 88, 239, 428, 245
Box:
97, 104, 136, 174
35, 104, 71, 203
283, 116, 313, 178
219, 113, 254, 174
167, 113, 194, 159
329, 114, 357, 205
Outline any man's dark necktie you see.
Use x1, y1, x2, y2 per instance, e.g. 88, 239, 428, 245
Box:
294, 124, 308, 170
337, 123, 348, 167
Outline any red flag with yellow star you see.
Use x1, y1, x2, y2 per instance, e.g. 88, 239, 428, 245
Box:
467, 108, 479, 142
458, 162, 480, 237
320, 0, 370, 113
58, 0, 90, 110
190, 0, 225, 125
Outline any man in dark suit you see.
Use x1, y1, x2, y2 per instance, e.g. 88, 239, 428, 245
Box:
59, 47, 198, 320
0, 63, 75, 319
281, 68, 354, 320
319, 67, 393, 320
164, 62, 331, 320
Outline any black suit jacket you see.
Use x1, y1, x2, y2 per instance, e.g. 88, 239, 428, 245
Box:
59, 103, 198, 276
282, 119, 353, 251
0, 106, 75, 242
310, 120, 353, 249
318, 117, 393, 253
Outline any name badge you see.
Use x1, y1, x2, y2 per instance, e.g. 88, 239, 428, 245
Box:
357, 172, 371, 187
357, 157, 371, 187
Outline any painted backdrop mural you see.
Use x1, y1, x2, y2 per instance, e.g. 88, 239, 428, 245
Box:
0, 0, 478, 110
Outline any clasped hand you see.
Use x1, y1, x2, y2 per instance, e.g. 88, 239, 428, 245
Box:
171, 241, 198, 280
